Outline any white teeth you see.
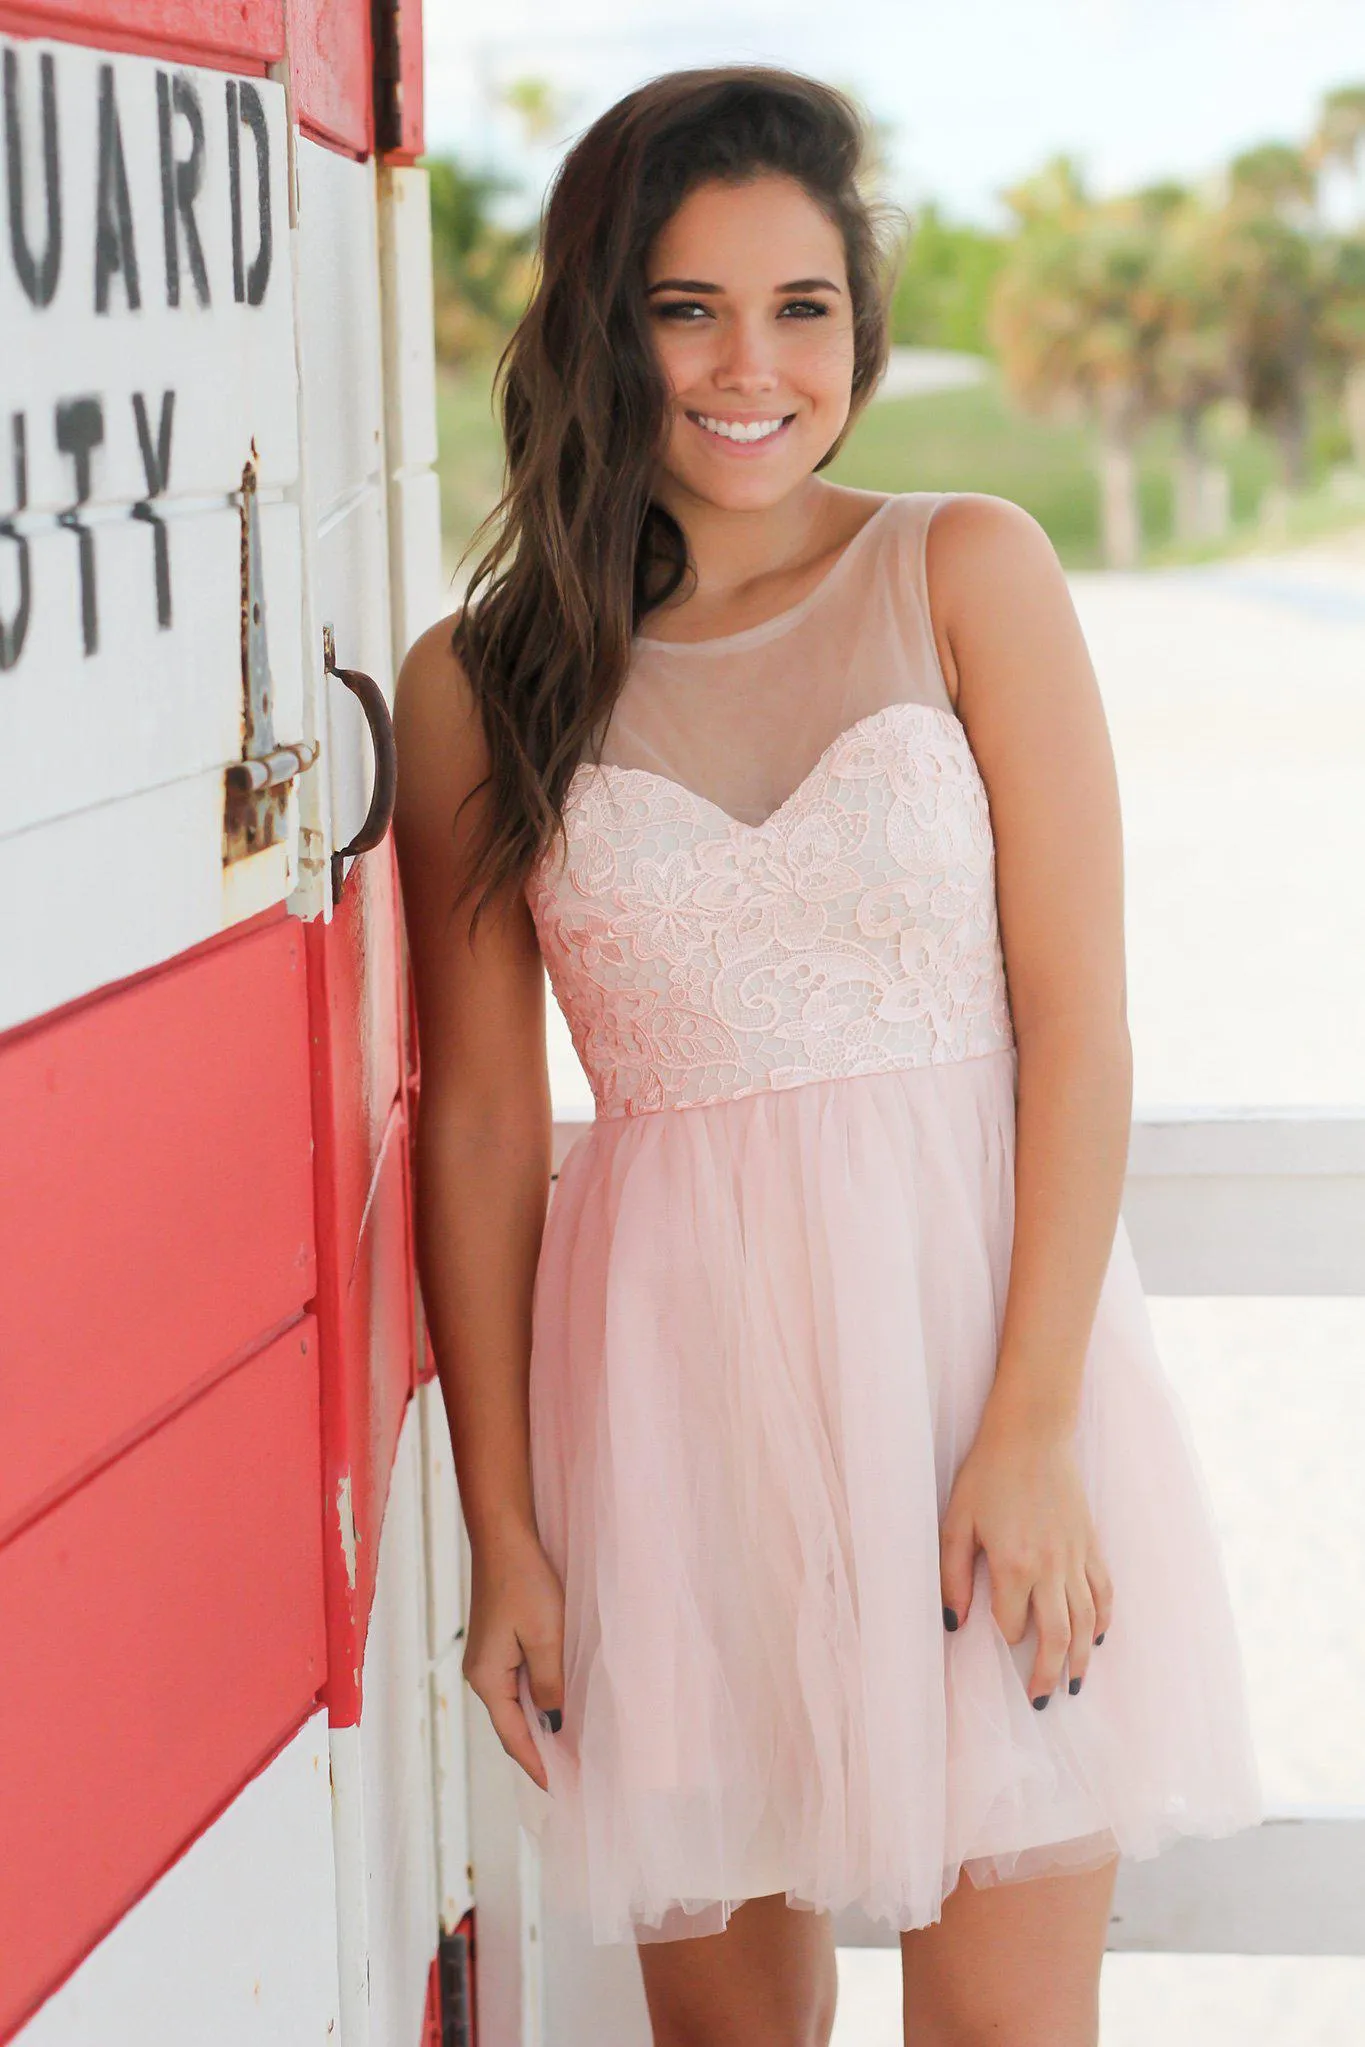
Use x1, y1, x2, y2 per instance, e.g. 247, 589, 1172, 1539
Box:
694, 414, 787, 443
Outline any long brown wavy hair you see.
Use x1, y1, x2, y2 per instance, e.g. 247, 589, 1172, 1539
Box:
449, 65, 907, 934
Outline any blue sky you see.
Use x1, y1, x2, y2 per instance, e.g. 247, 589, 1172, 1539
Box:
423, 0, 1365, 227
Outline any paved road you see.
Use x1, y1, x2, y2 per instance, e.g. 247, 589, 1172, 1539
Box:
541, 530, 1365, 2040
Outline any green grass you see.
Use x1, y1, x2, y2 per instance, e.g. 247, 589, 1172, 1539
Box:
827, 374, 1294, 569
436, 363, 508, 581
436, 357, 1364, 574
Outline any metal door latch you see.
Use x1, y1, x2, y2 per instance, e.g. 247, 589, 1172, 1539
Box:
323, 623, 398, 905
224, 452, 319, 865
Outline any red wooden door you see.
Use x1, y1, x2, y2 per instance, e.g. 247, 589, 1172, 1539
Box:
0, 0, 448, 2035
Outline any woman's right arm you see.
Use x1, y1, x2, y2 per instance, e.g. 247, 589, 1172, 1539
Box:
392, 617, 564, 1792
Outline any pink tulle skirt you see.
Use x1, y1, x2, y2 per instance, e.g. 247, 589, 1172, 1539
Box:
513, 1045, 1263, 1944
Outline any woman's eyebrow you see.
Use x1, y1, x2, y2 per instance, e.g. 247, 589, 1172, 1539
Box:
644, 276, 843, 295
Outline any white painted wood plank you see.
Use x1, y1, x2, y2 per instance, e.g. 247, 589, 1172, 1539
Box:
1107, 1811, 1365, 1957
388, 465, 447, 657
1128, 1111, 1365, 1177
331, 1402, 439, 2047
431, 1641, 475, 1934
1122, 1176, 1365, 1296
0, 768, 298, 1031
1124, 1110, 1365, 1296
467, 1686, 545, 2047
360, 1412, 439, 2047
425, 1382, 475, 1933
418, 1377, 464, 1662
547, 1115, 1365, 1296
295, 144, 384, 523
1, 41, 296, 508
7, 503, 302, 836
17, 1714, 339, 2045
542, 1892, 649, 2047
824, 1813, 1365, 1958
378, 168, 439, 475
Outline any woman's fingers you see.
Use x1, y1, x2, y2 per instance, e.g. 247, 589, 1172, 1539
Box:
520, 1617, 566, 1734
939, 1513, 977, 1633
1088, 1550, 1115, 1647
465, 1642, 550, 1791
1064, 1569, 1099, 1692
1025, 1571, 1072, 1707
988, 1552, 1034, 1653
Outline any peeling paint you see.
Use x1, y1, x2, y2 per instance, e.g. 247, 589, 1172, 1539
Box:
336, 1470, 359, 1591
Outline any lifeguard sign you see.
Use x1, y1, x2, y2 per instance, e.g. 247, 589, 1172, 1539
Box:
0, 5, 474, 2042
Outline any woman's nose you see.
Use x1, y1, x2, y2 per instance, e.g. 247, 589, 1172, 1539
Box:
713, 318, 780, 391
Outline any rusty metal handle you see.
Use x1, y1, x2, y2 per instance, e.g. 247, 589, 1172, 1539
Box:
324, 624, 397, 904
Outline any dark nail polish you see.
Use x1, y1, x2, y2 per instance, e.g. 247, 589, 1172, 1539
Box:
1068, 1676, 1083, 1695
1095, 1631, 1106, 1646
546, 1707, 563, 1734
1032, 1693, 1050, 1710
943, 1606, 959, 1632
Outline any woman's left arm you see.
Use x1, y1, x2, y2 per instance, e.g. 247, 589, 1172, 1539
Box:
927, 493, 1126, 1708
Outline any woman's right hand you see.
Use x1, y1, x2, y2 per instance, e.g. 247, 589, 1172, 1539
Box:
462, 1525, 566, 1792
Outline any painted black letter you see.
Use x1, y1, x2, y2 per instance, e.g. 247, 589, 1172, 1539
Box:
55, 396, 104, 656
237, 81, 271, 305
94, 63, 139, 313
0, 413, 31, 672
4, 47, 62, 307
131, 390, 175, 629
156, 70, 209, 309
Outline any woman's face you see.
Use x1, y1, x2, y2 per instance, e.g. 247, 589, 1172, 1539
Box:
643, 173, 857, 514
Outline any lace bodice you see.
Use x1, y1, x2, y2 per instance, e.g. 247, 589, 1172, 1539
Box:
525, 492, 1015, 1116
527, 699, 1016, 1117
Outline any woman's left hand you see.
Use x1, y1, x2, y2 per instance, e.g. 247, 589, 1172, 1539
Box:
938, 1402, 1115, 1707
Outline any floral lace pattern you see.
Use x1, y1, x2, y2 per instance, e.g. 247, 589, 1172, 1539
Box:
527, 702, 1016, 1118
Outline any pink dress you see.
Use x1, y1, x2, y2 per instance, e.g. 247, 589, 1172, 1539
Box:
514, 491, 1263, 1946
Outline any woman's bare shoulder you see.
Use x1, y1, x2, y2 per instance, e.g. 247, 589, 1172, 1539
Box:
393, 611, 490, 848
928, 491, 1061, 588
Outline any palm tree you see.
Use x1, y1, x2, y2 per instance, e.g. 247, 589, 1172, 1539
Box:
1308, 85, 1365, 466
1216, 149, 1328, 489
991, 160, 1166, 567
1146, 188, 1235, 540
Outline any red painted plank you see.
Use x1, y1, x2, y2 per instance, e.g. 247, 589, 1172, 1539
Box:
0, 1325, 326, 2039
0, 904, 289, 1048
307, 840, 416, 1723
0, 919, 315, 1542
0, 0, 284, 67
288, 0, 371, 158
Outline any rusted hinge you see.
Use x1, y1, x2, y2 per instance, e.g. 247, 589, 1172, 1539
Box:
371, 0, 404, 155
224, 451, 319, 866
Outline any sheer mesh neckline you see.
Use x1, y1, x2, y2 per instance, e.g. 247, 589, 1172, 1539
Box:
633, 495, 897, 654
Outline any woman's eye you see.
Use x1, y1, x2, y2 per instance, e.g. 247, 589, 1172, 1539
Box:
650, 298, 831, 322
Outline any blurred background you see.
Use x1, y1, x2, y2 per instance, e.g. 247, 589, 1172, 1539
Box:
418, 4, 1365, 2039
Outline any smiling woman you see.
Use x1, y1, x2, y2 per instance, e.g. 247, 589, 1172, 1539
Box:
392, 63, 1262, 2047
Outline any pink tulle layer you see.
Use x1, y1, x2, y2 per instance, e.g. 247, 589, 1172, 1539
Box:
513, 1047, 1263, 1944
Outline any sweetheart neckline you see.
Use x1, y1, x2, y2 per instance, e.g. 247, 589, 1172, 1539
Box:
563, 700, 967, 836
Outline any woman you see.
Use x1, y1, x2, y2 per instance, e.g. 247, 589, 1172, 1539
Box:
393, 66, 1262, 2047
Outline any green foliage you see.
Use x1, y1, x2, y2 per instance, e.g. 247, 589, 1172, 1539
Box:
889, 203, 1006, 354
422, 155, 537, 364
428, 75, 1365, 567
436, 356, 1350, 576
